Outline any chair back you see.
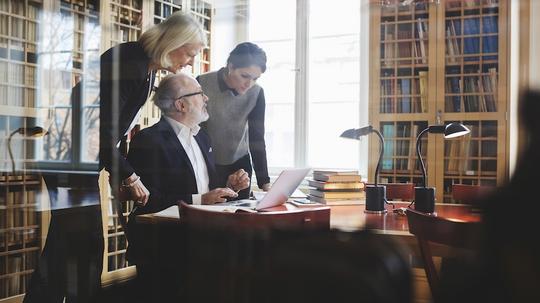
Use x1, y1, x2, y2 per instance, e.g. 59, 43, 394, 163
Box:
452, 184, 493, 205
384, 183, 415, 201
179, 202, 330, 303
406, 209, 481, 302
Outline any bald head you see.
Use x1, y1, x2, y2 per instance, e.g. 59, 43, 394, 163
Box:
153, 73, 196, 114
153, 72, 209, 127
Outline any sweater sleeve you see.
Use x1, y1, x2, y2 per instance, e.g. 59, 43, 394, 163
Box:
248, 88, 270, 188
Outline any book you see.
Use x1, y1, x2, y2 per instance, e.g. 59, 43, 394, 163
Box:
289, 198, 324, 208
309, 189, 365, 199
312, 173, 361, 183
308, 179, 365, 191
312, 170, 358, 175
382, 124, 394, 170
307, 195, 363, 206
401, 79, 411, 113
418, 71, 428, 113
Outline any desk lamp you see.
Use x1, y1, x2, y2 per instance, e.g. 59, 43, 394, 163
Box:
8, 126, 48, 174
341, 125, 387, 213
414, 122, 470, 213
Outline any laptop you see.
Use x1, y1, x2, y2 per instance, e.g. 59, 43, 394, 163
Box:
219, 168, 311, 211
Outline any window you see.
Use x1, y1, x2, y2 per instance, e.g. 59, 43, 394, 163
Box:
37, 0, 101, 169
247, 0, 366, 174
248, 0, 296, 169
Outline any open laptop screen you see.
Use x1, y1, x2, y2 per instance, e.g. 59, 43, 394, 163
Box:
256, 168, 311, 210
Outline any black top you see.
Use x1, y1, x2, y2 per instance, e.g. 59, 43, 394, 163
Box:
99, 41, 156, 183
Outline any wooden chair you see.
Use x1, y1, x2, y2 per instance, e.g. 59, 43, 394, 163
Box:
179, 202, 330, 303
451, 184, 493, 206
406, 209, 482, 302
384, 183, 415, 201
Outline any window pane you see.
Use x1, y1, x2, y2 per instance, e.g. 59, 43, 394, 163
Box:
41, 108, 72, 162
308, 0, 361, 169
81, 17, 100, 163
249, 0, 296, 168
82, 106, 99, 162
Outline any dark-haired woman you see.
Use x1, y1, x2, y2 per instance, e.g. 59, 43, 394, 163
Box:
197, 42, 270, 199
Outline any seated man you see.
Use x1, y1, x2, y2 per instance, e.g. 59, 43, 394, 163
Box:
127, 73, 249, 215
125, 73, 250, 301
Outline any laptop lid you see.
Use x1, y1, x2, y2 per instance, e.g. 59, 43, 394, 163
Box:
256, 168, 311, 210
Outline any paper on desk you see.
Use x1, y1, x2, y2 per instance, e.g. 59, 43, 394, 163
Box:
153, 204, 257, 218
154, 205, 180, 218
190, 204, 257, 213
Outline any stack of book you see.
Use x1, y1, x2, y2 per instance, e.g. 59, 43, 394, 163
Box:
307, 170, 365, 205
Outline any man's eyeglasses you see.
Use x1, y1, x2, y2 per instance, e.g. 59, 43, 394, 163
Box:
176, 91, 205, 100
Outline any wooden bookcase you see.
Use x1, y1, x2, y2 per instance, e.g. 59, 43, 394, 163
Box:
0, 0, 50, 301
369, 0, 508, 203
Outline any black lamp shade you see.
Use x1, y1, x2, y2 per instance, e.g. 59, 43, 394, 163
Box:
340, 126, 373, 140
443, 122, 470, 139
19, 126, 48, 137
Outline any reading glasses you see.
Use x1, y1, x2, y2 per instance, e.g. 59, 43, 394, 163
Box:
176, 91, 205, 100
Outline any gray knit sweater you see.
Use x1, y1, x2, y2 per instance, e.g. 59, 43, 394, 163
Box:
197, 68, 270, 186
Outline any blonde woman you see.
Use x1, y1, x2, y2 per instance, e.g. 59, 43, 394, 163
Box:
100, 11, 206, 204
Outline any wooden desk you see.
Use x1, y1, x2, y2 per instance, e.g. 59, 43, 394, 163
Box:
329, 202, 481, 233
138, 201, 481, 234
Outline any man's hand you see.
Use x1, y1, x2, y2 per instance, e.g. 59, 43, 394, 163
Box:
202, 188, 238, 204
124, 173, 150, 206
261, 183, 271, 192
226, 169, 250, 192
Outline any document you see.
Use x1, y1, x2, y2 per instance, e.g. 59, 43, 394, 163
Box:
154, 205, 180, 219
190, 204, 257, 213
153, 204, 257, 218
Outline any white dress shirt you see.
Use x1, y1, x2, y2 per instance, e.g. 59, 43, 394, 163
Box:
164, 116, 209, 205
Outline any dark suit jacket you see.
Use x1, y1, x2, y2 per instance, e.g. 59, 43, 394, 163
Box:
126, 117, 219, 216
125, 117, 218, 265
99, 41, 156, 183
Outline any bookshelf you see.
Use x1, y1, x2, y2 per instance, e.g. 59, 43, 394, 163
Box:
0, 173, 46, 301
186, 0, 212, 75
369, 0, 508, 203
0, 1, 49, 301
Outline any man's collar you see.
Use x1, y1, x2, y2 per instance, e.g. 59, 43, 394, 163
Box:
217, 67, 239, 96
163, 115, 200, 137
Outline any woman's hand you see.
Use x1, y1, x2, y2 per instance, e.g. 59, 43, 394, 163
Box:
202, 188, 238, 204
226, 169, 250, 192
261, 183, 271, 192
124, 173, 150, 206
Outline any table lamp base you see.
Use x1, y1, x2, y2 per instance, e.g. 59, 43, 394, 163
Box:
414, 187, 435, 213
365, 185, 387, 214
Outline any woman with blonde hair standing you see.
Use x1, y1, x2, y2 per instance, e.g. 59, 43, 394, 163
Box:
23, 11, 206, 303
100, 11, 206, 205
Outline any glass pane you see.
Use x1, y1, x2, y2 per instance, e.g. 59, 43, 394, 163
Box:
81, 107, 99, 162
308, 0, 361, 170
41, 108, 72, 161
249, 0, 296, 168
